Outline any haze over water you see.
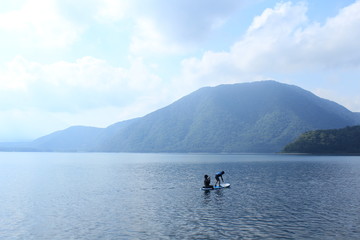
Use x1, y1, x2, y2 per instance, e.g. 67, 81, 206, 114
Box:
0, 153, 359, 239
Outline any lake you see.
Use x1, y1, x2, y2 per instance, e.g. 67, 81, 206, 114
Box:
0, 153, 359, 239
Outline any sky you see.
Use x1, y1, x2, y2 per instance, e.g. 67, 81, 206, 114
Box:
0, 0, 360, 141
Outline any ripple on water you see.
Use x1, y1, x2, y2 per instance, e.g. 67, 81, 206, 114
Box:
1, 153, 360, 239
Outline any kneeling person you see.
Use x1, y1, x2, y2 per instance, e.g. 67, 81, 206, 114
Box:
203, 175, 213, 189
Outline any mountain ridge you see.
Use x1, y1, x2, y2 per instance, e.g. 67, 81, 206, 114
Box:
2, 81, 360, 153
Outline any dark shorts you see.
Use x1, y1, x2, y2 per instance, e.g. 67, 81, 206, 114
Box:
215, 176, 220, 181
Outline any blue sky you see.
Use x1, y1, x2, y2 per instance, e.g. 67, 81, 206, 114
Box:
0, 0, 360, 141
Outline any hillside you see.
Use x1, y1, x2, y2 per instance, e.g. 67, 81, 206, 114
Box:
282, 125, 360, 154
98, 81, 359, 153
31, 118, 140, 152
32, 126, 103, 151
3, 81, 360, 153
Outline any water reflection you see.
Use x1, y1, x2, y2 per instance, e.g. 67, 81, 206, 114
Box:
202, 190, 211, 202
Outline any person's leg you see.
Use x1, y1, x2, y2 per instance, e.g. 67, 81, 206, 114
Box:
215, 176, 219, 186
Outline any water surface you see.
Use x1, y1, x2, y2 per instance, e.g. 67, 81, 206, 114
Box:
0, 153, 359, 239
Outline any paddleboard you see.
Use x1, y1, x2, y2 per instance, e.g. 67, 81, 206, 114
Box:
201, 183, 230, 190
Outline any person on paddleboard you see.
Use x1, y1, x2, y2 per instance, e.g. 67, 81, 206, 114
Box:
203, 175, 213, 189
215, 171, 225, 187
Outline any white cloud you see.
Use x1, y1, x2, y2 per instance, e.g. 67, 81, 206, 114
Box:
236, 0, 360, 71
94, 0, 130, 22
0, 0, 131, 50
177, 1, 360, 89
294, 0, 360, 69
0, 0, 246, 55
130, 17, 185, 55
130, 0, 246, 54
0, 56, 164, 112
57, 0, 131, 23
0, 0, 85, 48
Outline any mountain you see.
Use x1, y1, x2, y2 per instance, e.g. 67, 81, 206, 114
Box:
3, 81, 360, 153
98, 81, 359, 153
282, 125, 360, 154
30, 118, 140, 152
32, 126, 103, 151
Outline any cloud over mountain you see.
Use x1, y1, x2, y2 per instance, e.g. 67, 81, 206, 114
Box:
179, 1, 360, 84
130, 0, 246, 54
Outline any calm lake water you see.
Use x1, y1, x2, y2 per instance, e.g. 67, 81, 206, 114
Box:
0, 153, 359, 239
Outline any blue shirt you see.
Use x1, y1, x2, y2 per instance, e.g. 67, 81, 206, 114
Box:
216, 171, 223, 176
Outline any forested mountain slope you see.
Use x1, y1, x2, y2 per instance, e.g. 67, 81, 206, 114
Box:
4, 81, 360, 153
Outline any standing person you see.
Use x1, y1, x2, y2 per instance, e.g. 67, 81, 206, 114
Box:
215, 171, 225, 187
203, 175, 213, 189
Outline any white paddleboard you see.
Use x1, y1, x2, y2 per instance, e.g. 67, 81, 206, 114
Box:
219, 183, 230, 188
201, 183, 230, 190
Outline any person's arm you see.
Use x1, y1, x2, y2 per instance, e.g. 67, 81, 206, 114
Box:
221, 176, 224, 182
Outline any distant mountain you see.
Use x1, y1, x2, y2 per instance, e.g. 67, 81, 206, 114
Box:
31, 118, 140, 152
32, 126, 103, 152
282, 125, 360, 154
3, 81, 360, 153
